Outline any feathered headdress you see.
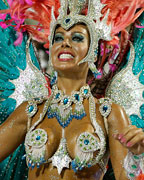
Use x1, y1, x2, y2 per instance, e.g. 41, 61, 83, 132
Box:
0, 0, 143, 47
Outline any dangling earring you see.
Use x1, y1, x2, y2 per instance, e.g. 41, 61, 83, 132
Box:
88, 62, 102, 79
50, 70, 57, 85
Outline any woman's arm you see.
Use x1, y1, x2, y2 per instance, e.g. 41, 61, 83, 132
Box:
107, 103, 130, 180
0, 101, 28, 162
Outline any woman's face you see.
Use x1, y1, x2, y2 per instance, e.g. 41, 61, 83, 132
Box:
51, 24, 90, 73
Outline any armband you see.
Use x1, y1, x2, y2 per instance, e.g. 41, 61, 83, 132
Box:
123, 151, 144, 179
99, 98, 112, 133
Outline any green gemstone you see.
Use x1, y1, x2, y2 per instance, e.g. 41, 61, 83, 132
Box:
80, 144, 82, 147
133, 155, 139, 160
129, 173, 135, 177
131, 165, 137, 169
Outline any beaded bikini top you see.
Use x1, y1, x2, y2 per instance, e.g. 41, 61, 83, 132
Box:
24, 85, 112, 174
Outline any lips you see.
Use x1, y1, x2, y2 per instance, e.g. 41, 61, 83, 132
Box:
58, 52, 74, 61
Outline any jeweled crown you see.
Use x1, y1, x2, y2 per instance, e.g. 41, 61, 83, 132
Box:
49, 0, 112, 66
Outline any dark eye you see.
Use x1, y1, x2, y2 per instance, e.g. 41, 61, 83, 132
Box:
54, 34, 64, 42
72, 33, 84, 42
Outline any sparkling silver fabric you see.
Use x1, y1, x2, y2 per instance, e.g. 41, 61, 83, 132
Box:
9, 38, 48, 107
106, 42, 144, 118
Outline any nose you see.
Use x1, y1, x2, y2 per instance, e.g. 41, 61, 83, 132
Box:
61, 38, 72, 48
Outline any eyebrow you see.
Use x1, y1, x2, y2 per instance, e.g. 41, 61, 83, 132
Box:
55, 31, 85, 35
72, 31, 85, 35
55, 31, 64, 35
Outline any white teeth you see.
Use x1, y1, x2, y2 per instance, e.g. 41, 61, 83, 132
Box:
59, 54, 74, 59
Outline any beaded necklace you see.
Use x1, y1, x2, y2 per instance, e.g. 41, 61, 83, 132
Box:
47, 84, 91, 128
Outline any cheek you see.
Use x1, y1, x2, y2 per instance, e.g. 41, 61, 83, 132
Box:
51, 44, 59, 62
75, 42, 89, 60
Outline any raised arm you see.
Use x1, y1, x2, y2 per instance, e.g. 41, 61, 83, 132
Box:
107, 103, 130, 180
0, 101, 28, 162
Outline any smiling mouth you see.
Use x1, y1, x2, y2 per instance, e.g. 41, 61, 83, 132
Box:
58, 52, 74, 61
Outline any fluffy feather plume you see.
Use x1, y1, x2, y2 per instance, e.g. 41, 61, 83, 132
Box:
102, 0, 144, 36
0, 0, 60, 46
96, 0, 144, 77
0, 0, 143, 48
137, 174, 144, 180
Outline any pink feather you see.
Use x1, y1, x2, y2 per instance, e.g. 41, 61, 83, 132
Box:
14, 31, 23, 46
7, 0, 13, 6
25, 0, 33, 5
109, 64, 117, 72
135, 24, 144, 28
0, 22, 10, 29
0, 14, 6, 20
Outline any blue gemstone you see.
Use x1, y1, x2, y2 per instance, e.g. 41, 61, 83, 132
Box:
65, 18, 70, 24
103, 105, 108, 112
84, 89, 88, 94
28, 105, 34, 112
63, 98, 68, 105
75, 94, 80, 101
28, 162, 32, 167
37, 163, 40, 168
32, 164, 35, 169
84, 139, 89, 145
94, 49, 98, 55
36, 135, 41, 140
88, 164, 91, 168
55, 93, 60, 99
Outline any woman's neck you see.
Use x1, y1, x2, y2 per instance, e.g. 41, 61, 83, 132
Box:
56, 70, 88, 95
57, 77, 87, 95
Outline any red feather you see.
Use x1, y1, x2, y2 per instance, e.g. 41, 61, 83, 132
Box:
137, 174, 144, 180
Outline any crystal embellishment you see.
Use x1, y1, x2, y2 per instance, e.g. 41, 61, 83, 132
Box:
99, 98, 112, 117
65, 18, 70, 23
26, 101, 38, 117
77, 132, 100, 152
25, 128, 47, 148
51, 138, 72, 174
29, 105, 34, 112
25, 128, 48, 168
47, 85, 90, 127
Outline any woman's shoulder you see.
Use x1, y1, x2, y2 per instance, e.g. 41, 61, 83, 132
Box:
95, 97, 129, 129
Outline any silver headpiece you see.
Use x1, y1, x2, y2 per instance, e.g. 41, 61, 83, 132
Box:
49, 0, 112, 78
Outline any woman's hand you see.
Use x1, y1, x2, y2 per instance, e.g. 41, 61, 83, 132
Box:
113, 125, 144, 155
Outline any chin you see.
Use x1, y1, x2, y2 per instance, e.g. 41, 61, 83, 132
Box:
53, 64, 80, 73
